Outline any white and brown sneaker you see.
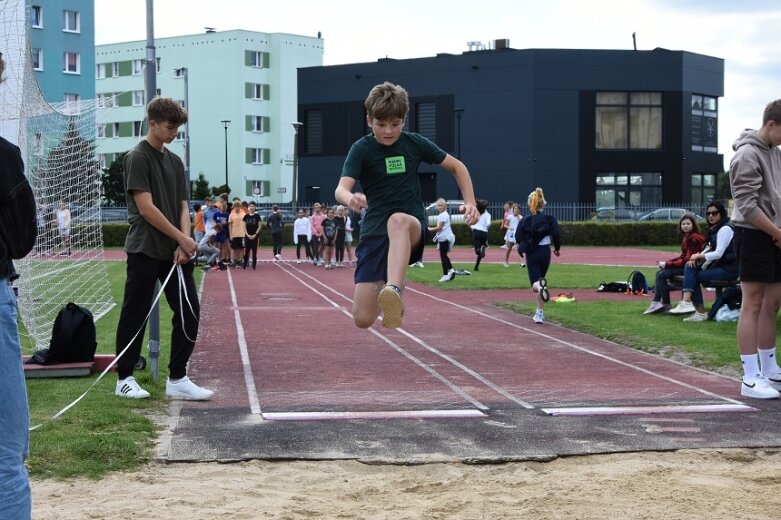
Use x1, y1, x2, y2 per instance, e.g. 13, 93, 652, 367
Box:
378, 284, 404, 328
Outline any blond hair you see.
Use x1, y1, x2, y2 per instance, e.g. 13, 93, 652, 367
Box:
527, 187, 547, 215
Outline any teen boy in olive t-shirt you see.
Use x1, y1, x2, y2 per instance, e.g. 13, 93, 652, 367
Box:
114, 97, 212, 401
335, 82, 478, 330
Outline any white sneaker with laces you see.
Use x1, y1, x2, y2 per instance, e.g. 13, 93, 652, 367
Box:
764, 369, 781, 391
683, 311, 708, 322
502, 261, 509, 267
166, 376, 214, 401
274, 254, 281, 261
643, 301, 667, 315
533, 310, 544, 324
438, 273, 451, 282
741, 376, 780, 399
115, 376, 150, 399
448, 268, 456, 281
669, 301, 696, 314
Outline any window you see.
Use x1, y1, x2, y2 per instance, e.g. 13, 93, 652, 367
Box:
249, 51, 268, 68
304, 109, 323, 154
691, 173, 716, 207
31, 5, 43, 28
96, 63, 106, 79
112, 62, 119, 76
176, 130, 186, 141
33, 133, 43, 157
97, 93, 115, 108
596, 92, 662, 150
63, 10, 80, 33
251, 116, 269, 133
248, 83, 269, 100
174, 68, 186, 78
132, 90, 144, 106
132, 121, 143, 137
691, 94, 718, 153
97, 124, 106, 139
415, 102, 437, 141
156, 57, 161, 73
249, 148, 269, 165
112, 122, 120, 138
132, 59, 143, 75
63, 93, 80, 115
63, 52, 80, 74
32, 49, 43, 70
595, 172, 662, 209
98, 154, 107, 170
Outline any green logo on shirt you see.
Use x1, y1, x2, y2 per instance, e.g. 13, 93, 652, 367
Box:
385, 156, 406, 175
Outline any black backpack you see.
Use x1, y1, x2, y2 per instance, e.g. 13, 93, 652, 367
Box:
28, 303, 97, 365
628, 270, 650, 295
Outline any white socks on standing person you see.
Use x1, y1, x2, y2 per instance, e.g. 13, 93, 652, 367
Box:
741, 350, 781, 399
758, 347, 781, 377
741, 354, 761, 380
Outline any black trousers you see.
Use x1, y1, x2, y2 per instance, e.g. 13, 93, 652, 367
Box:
115, 253, 200, 380
244, 237, 258, 268
335, 233, 346, 262
272, 232, 283, 256
296, 235, 313, 260
438, 241, 453, 275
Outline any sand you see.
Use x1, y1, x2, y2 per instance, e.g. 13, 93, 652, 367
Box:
31, 448, 781, 519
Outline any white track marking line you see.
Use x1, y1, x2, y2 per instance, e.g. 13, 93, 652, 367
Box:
277, 264, 489, 411
542, 404, 755, 416
407, 286, 747, 406
226, 269, 262, 415
263, 409, 486, 421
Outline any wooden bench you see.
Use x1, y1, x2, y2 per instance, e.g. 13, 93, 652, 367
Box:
668, 275, 740, 299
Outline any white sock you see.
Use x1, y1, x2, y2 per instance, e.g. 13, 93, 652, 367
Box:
758, 347, 780, 376
741, 354, 761, 379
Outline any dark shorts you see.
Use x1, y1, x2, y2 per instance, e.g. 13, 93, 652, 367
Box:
734, 226, 781, 283
230, 237, 244, 249
354, 222, 428, 284
324, 236, 335, 247
525, 245, 551, 286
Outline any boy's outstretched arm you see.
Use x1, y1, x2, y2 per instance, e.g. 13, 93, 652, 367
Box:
439, 154, 478, 225
336, 177, 366, 213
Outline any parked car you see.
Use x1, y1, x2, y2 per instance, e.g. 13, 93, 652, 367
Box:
425, 200, 465, 226
100, 207, 128, 222
637, 208, 703, 221
591, 207, 637, 221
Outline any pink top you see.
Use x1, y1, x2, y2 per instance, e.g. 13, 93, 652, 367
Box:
310, 212, 326, 236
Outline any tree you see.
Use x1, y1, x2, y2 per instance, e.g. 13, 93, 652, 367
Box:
101, 152, 127, 206
715, 171, 732, 200
211, 184, 229, 198
192, 172, 211, 200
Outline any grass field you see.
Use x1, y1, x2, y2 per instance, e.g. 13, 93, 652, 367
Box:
25, 258, 753, 479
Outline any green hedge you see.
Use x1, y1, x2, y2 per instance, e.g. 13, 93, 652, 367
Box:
101, 220, 689, 248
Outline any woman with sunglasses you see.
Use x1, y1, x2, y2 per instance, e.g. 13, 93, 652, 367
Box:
669, 201, 738, 321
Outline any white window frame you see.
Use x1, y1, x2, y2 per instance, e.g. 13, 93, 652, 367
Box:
132, 59, 143, 76
250, 51, 265, 68
96, 63, 106, 79
132, 90, 144, 107
176, 130, 186, 141
97, 124, 106, 139
63, 52, 80, 74
112, 62, 119, 76
112, 122, 120, 138
132, 121, 143, 137
31, 5, 43, 28
252, 148, 266, 165
63, 10, 80, 33
63, 93, 80, 115
32, 48, 43, 71
252, 116, 268, 133
252, 84, 265, 100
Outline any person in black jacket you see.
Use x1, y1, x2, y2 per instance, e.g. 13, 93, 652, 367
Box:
516, 187, 561, 324
0, 50, 37, 520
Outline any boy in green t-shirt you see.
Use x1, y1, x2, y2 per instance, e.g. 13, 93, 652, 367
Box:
335, 82, 478, 329
115, 97, 212, 401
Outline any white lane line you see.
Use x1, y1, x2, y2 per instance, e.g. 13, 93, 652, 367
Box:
226, 269, 262, 415
277, 264, 489, 411
263, 409, 486, 421
542, 404, 756, 416
408, 287, 748, 406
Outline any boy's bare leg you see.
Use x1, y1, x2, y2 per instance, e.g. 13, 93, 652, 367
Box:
353, 281, 383, 328
386, 213, 422, 288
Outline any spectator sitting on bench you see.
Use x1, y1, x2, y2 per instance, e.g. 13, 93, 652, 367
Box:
669, 201, 738, 321
644, 213, 705, 314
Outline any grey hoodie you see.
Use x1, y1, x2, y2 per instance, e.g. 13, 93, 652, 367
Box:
729, 129, 781, 228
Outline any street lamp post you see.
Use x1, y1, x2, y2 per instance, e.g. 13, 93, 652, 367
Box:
291, 121, 303, 207
220, 120, 230, 193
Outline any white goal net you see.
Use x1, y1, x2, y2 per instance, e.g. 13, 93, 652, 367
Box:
2, 0, 115, 352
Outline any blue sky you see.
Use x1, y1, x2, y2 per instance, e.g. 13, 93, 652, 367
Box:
95, 0, 781, 165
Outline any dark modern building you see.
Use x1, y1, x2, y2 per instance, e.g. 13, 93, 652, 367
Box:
296, 45, 723, 210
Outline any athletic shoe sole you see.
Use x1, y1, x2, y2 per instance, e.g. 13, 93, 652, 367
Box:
378, 286, 404, 328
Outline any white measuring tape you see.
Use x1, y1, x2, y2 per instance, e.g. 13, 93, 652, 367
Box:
29, 262, 198, 431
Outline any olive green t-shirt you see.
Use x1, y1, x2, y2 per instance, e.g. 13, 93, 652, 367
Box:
123, 140, 188, 260
341, 132, 446, 239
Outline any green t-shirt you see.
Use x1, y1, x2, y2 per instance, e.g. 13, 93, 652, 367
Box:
123, 140, 189, 260
341, 132, 446, 239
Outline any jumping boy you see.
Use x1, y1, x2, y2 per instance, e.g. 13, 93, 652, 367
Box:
335, 82, 478, 328
114, 96, 212, 400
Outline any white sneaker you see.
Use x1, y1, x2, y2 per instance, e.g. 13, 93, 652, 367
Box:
764, 370, 781, 391
533, 310, 544, 324
274, 254, 281, 261
741, 376, 780, 399
683, 311, 708, 322
115, 376, 150, 399
438, 273, 452, 282
643, 301, 668, 315
448, 268, 456, 281
166, 376, 214, 401
669, 301, 696, 314
296, 260, 301, 264
502, 261, 509, 267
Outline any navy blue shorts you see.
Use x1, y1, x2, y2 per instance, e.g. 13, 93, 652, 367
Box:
525, 245, 551, 286
354, 222, 428, 284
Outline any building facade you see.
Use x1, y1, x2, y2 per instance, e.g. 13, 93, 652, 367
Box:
296, 47, 724, 209
95, 29, 323, 201
29, 0, 95, 104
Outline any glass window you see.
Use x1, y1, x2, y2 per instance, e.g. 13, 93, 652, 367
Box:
32, 49, 43, 70
595, 172, 662, 208
63, 10, 80, 32
96, 63, 106, 79
251, 148, 267, 164
691, 173, 716, 206
112, 123, 120, 138
691, 94, 718, 153
250, 51, 267, 68
63, 52, 80, 74
97, 124, 106, 139
252, 116, 268, 132
63, 93, 80, 115
31, 5, 43, 28
132, 121, 143, 137
596, 91, 662, 150
132, 91, 144, 106
112, 62, 119, 76
132, 59, 143, 75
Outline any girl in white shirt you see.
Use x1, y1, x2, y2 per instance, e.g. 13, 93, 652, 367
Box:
470, 199, 491, 271
502, 204, 522, 267
293, 210, 313, 263
428, 198, 456, 282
